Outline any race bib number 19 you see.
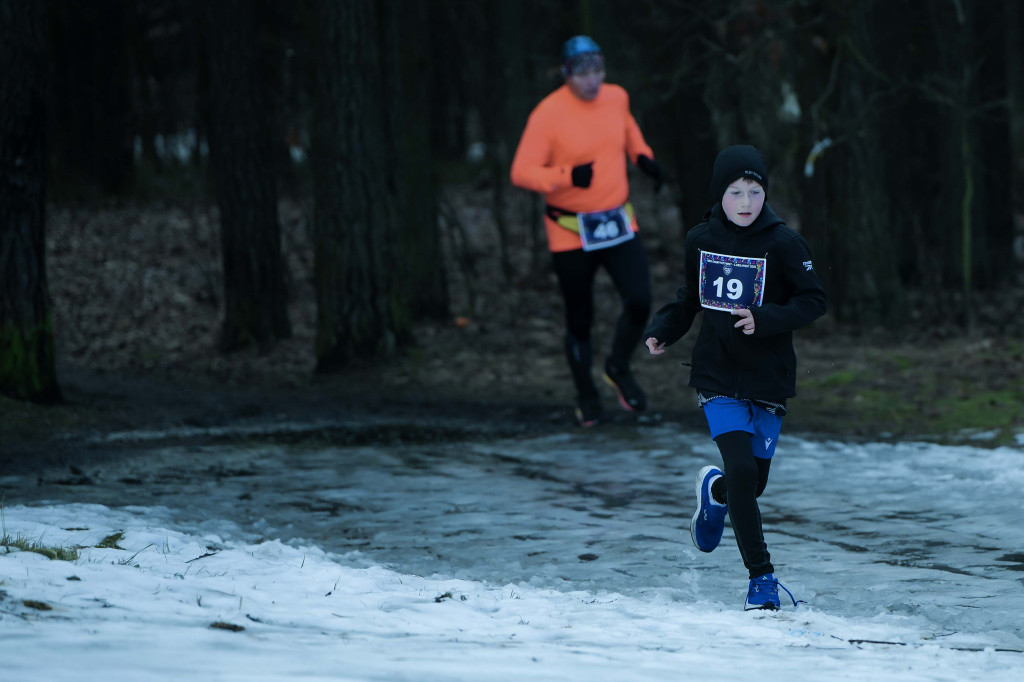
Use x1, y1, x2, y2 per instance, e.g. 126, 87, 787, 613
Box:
698, 250, 766, 311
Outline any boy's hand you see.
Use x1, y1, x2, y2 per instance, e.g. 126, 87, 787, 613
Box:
646, 337, 667, 354
732, 309, 755, 335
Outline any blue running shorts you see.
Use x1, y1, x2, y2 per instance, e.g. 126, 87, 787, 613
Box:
702, 397, 783, 459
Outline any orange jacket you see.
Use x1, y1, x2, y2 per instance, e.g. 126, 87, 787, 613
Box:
510, 83, 654, 252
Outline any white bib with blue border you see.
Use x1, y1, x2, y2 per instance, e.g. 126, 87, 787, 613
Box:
577, 206, 634, 252
698, 250, 766, 311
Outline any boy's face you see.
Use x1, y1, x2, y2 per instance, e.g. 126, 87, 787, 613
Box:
721, 178, 765, 227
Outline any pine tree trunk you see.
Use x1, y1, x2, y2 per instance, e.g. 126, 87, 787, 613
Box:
0, 0, 61, 403
47, 0, 134, 195
204, 0, 291, 351
380, 0, 449, 324
794, 3, 905, 327
963, 0, 1013, 292
308, 0, 404, 370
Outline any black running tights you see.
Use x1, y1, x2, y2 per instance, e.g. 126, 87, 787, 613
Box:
551, 236, 651, 396
714, 430, 774, 579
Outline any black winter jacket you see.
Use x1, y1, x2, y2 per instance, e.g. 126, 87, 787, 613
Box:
644, 203, 827, 402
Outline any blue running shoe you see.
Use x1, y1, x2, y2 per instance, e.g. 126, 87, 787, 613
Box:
744, 573, 799, 611
745, 573, 780, 610
690, 465, 728, 552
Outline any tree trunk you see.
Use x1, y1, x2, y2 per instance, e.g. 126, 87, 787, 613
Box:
46, 0, 134, 196
380, 0, 449, 323
428, 3, 470, 163
863, 1, 1013, 328
307, 0, 406, 370
962, 0, 1013, 292
794, 2, 905, 327
0, 0, 61, 403
477, 1, 516, 285
203, 0, 291, 351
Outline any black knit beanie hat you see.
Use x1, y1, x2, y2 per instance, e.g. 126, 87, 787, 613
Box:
710, 145, 769, 202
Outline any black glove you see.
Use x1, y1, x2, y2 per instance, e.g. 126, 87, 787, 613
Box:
571, 162, 594, 188
636, 154, 665, 193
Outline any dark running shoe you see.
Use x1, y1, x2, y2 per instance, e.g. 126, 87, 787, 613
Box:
603, 361, 646, 412
744, 573, 799, 611
575, 393, 603, 428
690, 465, 728, 552
745, 573, 780, 610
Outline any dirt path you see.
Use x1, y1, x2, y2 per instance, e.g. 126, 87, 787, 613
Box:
4, 322, 1020, 489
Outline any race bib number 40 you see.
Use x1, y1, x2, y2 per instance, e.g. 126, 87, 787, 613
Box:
698, 250, 766, 311
578, 207, 634, 252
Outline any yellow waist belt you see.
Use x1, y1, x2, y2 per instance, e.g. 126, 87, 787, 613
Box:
545, 201, 635, 234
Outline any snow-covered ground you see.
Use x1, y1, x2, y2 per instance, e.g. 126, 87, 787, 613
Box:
2, 423, 1023, 681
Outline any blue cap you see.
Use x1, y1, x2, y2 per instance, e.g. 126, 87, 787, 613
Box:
561, 35, 601, 63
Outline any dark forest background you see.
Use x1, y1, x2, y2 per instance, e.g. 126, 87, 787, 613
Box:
1, 0, 1023, 405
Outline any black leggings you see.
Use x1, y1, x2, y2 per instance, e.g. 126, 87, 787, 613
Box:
551, 235, 651, 396
713, 430, 774, 579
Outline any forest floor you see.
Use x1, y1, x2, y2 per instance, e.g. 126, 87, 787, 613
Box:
3, 183, 1024, 472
